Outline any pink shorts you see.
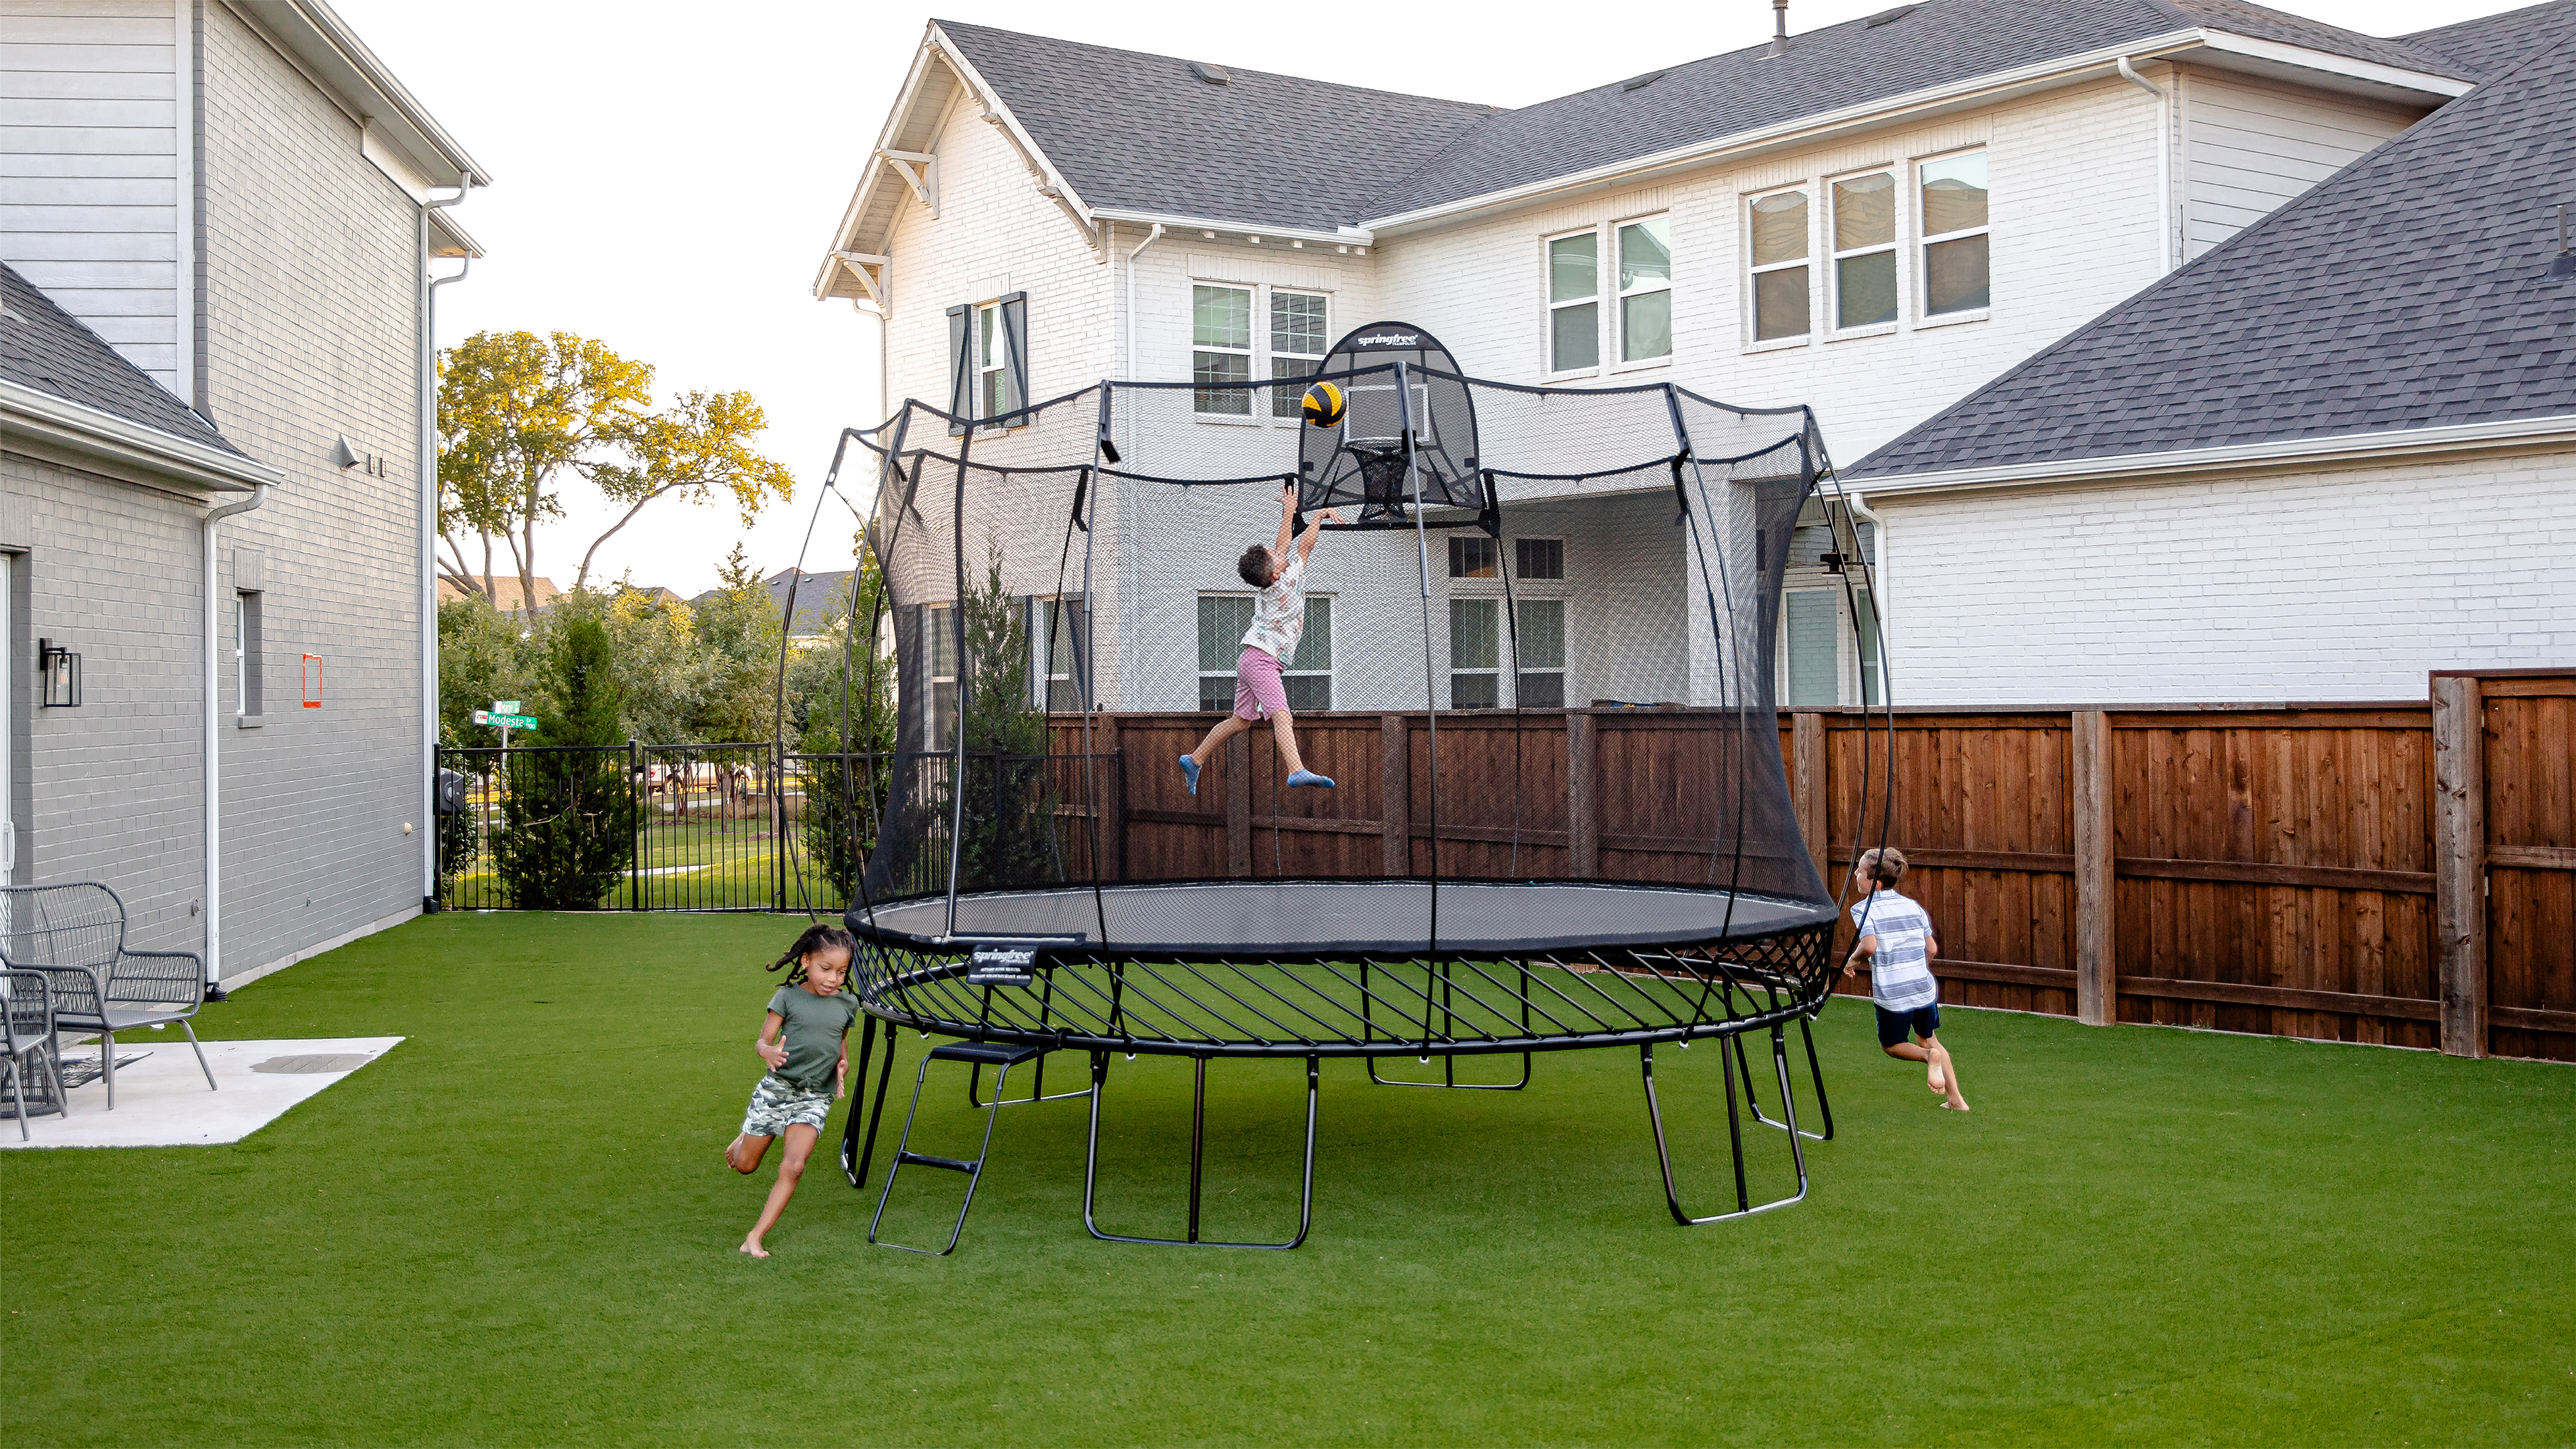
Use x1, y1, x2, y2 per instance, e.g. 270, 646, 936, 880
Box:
1233, 646, 1288, 720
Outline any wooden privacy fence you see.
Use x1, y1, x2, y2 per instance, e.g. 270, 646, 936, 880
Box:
1044, 668, 2571, 1062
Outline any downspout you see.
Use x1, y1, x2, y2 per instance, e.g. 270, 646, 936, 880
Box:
419, 178, 472, 912
1119, 221, 1162, 714
203, 482, 268, 993
2117, 57, 2175, 273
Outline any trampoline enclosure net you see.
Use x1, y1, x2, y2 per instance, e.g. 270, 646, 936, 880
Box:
849, 344, 1831, 952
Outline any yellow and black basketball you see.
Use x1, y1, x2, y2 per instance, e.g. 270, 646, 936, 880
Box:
1300, 380, 1346, 429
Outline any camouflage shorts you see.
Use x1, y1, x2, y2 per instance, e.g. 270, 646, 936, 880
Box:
739, 1073, 833, 1138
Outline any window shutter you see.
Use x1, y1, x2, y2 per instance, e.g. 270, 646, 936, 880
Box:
998, 291, 1029, 420
894, 604, 926, 753
945, 303, 972, 435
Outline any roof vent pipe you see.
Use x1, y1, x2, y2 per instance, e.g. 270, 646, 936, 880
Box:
1769, 0, 1789, 57
2551, 203, 2573, 279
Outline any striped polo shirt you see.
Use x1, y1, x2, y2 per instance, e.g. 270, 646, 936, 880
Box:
1851, 890, 1938, 1012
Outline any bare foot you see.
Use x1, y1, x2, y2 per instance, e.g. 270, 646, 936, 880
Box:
1927, 1062, 1947, 1094
739, 1236, 769, 1258
1940, 1099, 1970, 1112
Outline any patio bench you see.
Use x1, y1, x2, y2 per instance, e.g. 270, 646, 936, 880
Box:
0, 883, 216, 1109
3, 968, 68, 1137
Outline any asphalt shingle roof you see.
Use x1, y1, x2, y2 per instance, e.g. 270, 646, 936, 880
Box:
934, 19, 1495, 233
935, 2, 2471, 231
1848, 2, 2576, 478
2404, 0, 2571, 76
1, 261, 243, 454
1366, 0, 2471, 219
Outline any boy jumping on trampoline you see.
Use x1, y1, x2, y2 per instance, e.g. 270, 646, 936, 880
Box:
1842, 848, 1969, 1111
725, 923, 861, 1256
1181, 482, 1342, 794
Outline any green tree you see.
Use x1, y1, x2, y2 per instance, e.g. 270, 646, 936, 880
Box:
600, 581, 712, 744
688, 543, 785, 743
948, 547, 1059, 892
790, 555, 894, 906
435, 331, 796, 608
435, 594, 539, 747
495, 614, 636, 908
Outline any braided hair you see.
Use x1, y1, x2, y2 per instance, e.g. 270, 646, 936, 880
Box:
767, 923, 857, 987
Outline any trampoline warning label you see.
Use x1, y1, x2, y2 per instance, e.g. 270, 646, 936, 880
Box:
967, 947, 1036, 987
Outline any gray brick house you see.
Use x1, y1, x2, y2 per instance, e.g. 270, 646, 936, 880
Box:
2, 1, 487, 987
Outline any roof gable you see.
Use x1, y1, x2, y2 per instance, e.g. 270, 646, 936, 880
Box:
1847, 2, 2576, 480
1, 262, 247, 457
933, 19, 1495, 233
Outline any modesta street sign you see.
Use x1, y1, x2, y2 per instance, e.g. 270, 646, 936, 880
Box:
473, 710, 538, 730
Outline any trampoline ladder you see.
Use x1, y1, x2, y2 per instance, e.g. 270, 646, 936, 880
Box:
869, 1039, 1046, 1255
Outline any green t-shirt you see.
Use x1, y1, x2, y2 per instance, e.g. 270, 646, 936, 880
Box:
766, 985, 861, 1091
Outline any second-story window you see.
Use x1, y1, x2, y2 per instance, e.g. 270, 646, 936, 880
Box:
1269, 290, 1328, 418
1617, 216, 1672, 363
1831, 171, 1898, 329
1748, 189, 1811, 342
1546, 229, 1599, 373
1919, 152, 1990, 316
945, 292, 1027, 431
1193, 284, 1253, 416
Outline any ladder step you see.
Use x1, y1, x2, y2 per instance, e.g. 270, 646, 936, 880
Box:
896, 1150, 979, 1173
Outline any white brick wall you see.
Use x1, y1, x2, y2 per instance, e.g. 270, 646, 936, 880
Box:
1867, 448, 2576, 704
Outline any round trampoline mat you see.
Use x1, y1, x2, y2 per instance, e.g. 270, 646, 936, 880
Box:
853, 878, 1835, 959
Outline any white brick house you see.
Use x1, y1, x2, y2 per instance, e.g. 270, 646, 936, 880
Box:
815, 3, 2567, 714
3, 1, 486, 985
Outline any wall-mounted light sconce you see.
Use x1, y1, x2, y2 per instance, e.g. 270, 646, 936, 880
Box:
37, 638, 81, 708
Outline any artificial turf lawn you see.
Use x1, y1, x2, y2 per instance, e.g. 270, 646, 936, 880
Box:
3, 913, 2570, 1446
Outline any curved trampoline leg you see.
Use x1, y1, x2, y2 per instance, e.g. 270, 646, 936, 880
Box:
841, 1016, 901, 1190
1641, 1029, 1811, 1226
1083, 1051, 1318, 1249
1735, 1020, 1830, 1142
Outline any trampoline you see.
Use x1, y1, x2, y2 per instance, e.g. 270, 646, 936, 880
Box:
796, 319, 1892, 1252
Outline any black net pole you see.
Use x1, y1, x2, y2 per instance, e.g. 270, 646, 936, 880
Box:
942, 421, 976, 938
842, 410, 909, 935
1398, 360, 1438, 955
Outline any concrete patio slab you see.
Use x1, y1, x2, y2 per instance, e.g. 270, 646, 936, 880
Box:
0, 1036, 403, 1148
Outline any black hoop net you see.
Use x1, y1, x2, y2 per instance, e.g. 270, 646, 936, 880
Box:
842, 350, 1831, 972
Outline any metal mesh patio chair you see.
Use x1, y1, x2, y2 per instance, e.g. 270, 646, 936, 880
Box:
2, 968, 67, 1138
0, 883, 214, 1109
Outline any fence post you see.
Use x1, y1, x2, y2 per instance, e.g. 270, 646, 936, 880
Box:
1381, 714, 1410, 875
1226, 731, 1251, 878
1095, 714, 1124, 883
1793, 711, 1827, 885
2432, 674, 2487, 1058
2073, 709, 2115, 1026
1566, 709, 1597, 879
629, 739, 642, 913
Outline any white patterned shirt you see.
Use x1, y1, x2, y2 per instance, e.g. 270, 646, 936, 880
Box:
1851, 890, 1938, 1011
1240, 551, 1307, 663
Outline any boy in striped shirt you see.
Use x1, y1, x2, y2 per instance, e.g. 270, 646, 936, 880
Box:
1843, 847, 1969, 1111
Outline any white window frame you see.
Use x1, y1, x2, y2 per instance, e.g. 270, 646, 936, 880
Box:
975, 302, 1007, 419
1030, 594, 1085, 712
1192, 281, 1330, 425
1446, 535, 1499, 580
1197, 592, 1334, 710
1543, 226, 1604, 378
1267, 287, 1330, 421
924, 602, 958, 743
1612, 213, 1674, 370
1744, 185, 1815, 350
1917, 148, 1992, 327
1512, 536, 1566, 583
1827, 167, 1901, 337
1448, 596, 1502, 709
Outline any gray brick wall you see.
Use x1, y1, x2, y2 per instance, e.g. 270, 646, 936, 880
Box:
193, 0, 427, 977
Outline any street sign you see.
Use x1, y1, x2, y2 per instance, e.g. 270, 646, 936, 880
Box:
472, 709, 488, 726
492, 699, 521, 714
487, 713, 538, 731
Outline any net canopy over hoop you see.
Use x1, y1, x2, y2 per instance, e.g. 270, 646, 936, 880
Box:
837, 342, 1838, 1058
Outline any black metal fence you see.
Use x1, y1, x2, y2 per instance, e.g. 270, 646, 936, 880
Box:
433, 745, 1122, 914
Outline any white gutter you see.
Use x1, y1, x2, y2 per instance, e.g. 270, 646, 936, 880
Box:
1, 380, 281, 493
1122, 222, 1163, 384
419, 173, 475, 910
1092, 207, 1369, 250
1357, 29, 2465, 237
1852, 413, 2576, 498
202, 482, 269, 989
2116, 57, 2174, 274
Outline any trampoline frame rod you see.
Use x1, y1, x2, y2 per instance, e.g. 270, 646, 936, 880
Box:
1081, 1051, 1318, 1249
1368, 957, 1534, 1089
1641, 1024, 1810, 1225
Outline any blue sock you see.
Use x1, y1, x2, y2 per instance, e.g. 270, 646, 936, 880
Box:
1286, 768, 1335, 789
1178, 754, 1201, 796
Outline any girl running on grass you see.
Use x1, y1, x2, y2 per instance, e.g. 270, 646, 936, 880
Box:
725, 924, 860, 1256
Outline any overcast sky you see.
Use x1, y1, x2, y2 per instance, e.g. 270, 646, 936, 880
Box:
336, 0, 2517, 596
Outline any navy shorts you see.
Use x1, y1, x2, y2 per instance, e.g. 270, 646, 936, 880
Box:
1875, 1003, 1941, 1048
